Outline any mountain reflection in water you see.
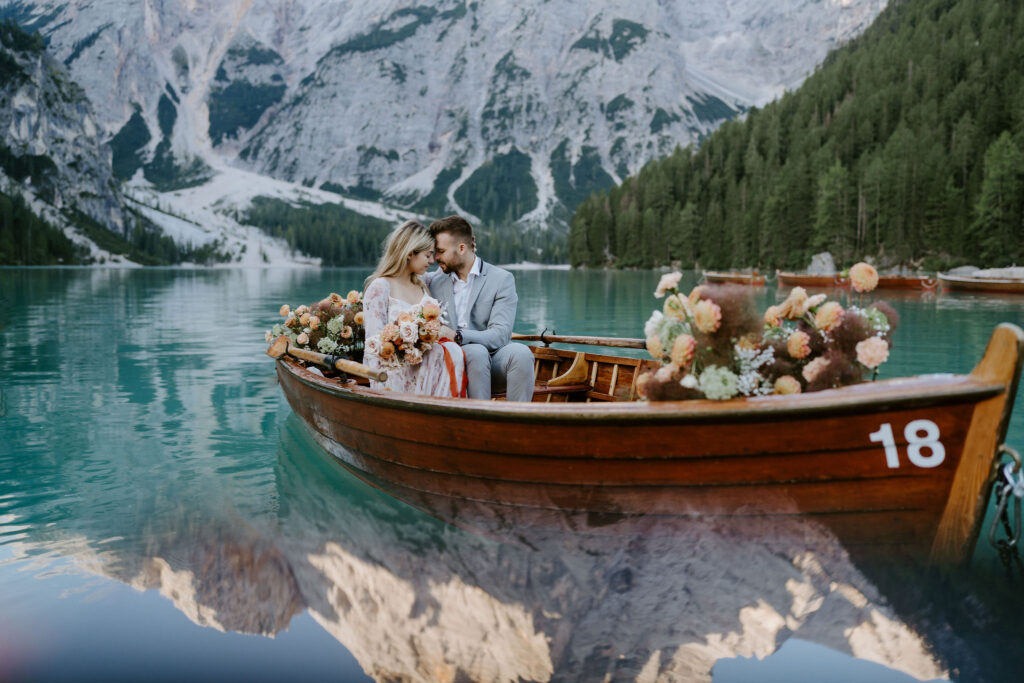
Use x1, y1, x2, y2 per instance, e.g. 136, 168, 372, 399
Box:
8, 415, 970, 681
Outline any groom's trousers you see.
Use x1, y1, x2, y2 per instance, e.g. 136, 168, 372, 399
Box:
462, 343, 535, 402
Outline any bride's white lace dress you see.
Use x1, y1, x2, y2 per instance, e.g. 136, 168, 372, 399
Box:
363, 278, 465, 396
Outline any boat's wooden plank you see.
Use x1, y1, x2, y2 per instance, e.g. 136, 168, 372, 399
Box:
322, 424, 960, 487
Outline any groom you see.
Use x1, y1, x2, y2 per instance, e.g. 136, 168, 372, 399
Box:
427, 216, 535, 402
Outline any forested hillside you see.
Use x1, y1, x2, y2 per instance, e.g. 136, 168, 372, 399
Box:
568, 0, 1024, 270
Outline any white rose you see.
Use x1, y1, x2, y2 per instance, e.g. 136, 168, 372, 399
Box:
644, 311, 665, 338
365, 335, 382, 357
399, 321, 419, 344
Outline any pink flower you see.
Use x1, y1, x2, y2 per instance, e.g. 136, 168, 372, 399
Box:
774, 376, 802, 395
670, 334, 697, 369
856, 336, 890, 369
850, 262, 879, 293
296, 332, 309, 346
655, 272, 683, 298
646, 334, 665, 360
802, 356, 829, 383
399, 321, 419, 344
787, 330, 812, 359
805, 293, 827, 311
814, 301, 844, 331
693, 299, 722, 333
279, 304, 290, 317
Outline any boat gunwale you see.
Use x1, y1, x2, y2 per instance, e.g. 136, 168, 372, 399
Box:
277, 358, 1004, 424
937, 273, 1024, 287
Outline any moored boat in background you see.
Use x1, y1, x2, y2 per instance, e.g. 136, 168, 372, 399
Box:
272, 324, 1024, 568
939, 272, 1024, 294
702, 270, 766, 286
777, 271, 938, 290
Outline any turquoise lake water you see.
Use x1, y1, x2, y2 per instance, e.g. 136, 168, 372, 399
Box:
1, 267, 1023, 682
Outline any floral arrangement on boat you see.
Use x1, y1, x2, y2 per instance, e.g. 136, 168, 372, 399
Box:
266, 290, 365, 361
365, 297, 444, 370
638, 262, 899, 401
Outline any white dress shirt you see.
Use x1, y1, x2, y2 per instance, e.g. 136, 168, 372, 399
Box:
450, 255, 480, 329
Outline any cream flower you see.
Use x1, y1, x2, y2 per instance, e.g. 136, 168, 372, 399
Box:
399, 321, 419, 344
850, 262, 879, 293
365, 336, 382, 357
802, 356, 829, 382
814, 301, 844, 331
805, 293, 827, 312
354, 311, 365, 326
856, 336, 890, 368
699, 365, 739, 400
680, 374, 699, 389
663, 294, 690, 322
787, 330, 812, 359
655, 272, 683, 298
404, 346, 423, 365
774, 376, 802, 395
296, 332, 309, 346
646, 334, 665, 360
670, 334, 697, 369
693, 299, 722, 333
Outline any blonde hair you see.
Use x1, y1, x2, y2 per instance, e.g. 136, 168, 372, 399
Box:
364, 220, 435, 291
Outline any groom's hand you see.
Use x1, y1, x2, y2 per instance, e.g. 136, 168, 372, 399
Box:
440, 325, 457, 339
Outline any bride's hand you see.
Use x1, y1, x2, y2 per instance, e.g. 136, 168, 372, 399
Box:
440, 325, 456, 339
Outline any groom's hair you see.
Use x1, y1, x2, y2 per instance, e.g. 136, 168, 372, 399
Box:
429, 215, 475, 249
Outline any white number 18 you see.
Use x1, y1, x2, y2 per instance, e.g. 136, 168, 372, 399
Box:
869, 419, 945, 469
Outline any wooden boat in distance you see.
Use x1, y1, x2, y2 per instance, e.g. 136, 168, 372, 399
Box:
777, 271, 938, 290
273, 324, 1024, 568
703, 270, 766, 286
938, 272, 1024, 294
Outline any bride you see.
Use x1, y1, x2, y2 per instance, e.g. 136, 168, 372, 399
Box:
362, 220, 465, 397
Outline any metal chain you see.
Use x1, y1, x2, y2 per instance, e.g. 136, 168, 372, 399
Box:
988, 445, 1024, 579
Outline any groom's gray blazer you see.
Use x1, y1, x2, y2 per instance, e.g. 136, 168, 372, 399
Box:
427, 259, 534, 401
426, 259, 517, 351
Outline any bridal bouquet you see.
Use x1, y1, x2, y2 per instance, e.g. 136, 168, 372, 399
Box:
639, 263, 898, 401
266, 290, 365, 360
365, 297, 443, 370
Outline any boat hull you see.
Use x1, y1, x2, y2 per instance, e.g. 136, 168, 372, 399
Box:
939, 273, 1024, 294
703, 271, 766, 286
777, 272, 937, 290
275, 324, 1024, 565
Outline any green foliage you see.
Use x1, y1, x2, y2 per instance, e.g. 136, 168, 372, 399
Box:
227, 44, 283, 66
569, 0, 1024, 270
0, 143, 59, 203
411, 164, 464, 215
0, 189, 85, 265
0, 17, 45, 52
157, 93, 176, 138
243, 196, 392, 266
0, 3, 61, 36
109, 106, 151, 180
608, 19, 648, 62
327, 6, 437, 58
550, 141, 615, 211
142, 140, 211, 191
650, 108, 681, 134
71, 208, 230, 266
320, 182, 382, 202
454, 148, 538, 224
208, 80, 285, 144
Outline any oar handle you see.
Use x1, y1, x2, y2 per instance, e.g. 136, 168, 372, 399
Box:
512, 332, 645, 349
267, 336, 387, 382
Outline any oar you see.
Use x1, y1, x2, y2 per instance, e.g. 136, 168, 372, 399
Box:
512, 331, 645, 349
266, 335, 387, 382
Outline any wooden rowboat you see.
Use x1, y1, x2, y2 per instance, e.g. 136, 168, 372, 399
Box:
272, 324, 1024, 567
777, 271, 938, 290
938, 272, 1024, 294
702, 270, 766, 286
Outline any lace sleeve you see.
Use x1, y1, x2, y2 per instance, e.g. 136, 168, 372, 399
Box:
363, 278, 390, 339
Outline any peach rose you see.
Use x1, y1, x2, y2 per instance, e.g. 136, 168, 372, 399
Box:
850, 262, 879, 293
763, 305, 783, 328
670, 334, 697, 369
347, 290, 361, 304
688, 286, 706, 306
279, 304, 290, 317
297, 305, 309, 315
419, 326, 438, 344
296, 332, 309, 346
646, 334, 665, 360
805, 293, 827, 312
309, 315, 321, 330
329, 292, 343, 304
319, 298, 331, 309
856, 336, 889, 368
693, 299, 722, 333
774, 375, 802, 395
802, 356, 829, 383
655, 272, 683, 298
379, 341, 396, 359
778, 287, 808, 319
299, 312, 311, 326
354, 311, 364, 326
787, 330, 811, 359
405, 346, 423, 365
381, 323, 399, 342
814, 301, 844, 331
422, 303, 441, 321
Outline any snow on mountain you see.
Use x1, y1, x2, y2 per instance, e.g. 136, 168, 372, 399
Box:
4, 0, 887, 242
